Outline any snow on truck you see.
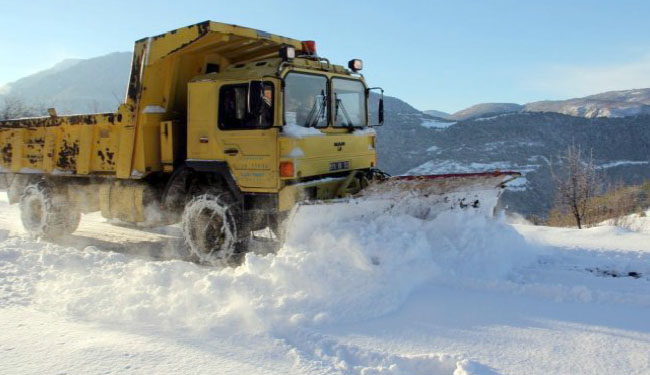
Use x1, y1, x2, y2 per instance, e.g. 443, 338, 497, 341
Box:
0, 21, 519, 265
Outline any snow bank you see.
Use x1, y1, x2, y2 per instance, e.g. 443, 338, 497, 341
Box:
598, 208, 650, 234
1, 194, 537, 373
0, 198, 537, 336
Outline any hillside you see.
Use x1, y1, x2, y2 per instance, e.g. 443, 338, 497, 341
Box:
426, 88, 650, 121
0, 52, 132, 114
422, 109, 451, 119
450, 102, 523, 120
524, 88, 650, 118
374, 105, 650, 217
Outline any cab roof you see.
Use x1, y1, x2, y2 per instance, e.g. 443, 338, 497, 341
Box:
138, 20, 304, 65
190, 57, 356, 83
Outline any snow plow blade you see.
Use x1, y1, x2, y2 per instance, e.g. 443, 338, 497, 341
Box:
291, 171, 521, 223
359, 170, 521, 218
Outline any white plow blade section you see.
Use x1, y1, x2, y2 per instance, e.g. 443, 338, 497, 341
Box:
361, 171, 521, 219
292, 171, 521, 222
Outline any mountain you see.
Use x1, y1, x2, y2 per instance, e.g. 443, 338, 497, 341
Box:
423, 109, 451, 119
0, 52, 132, 114
524, 88, 650, 118
442, 88, 650, 121
450, 103, 523, 120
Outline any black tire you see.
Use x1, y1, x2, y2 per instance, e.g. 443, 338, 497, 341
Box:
181, 192, 245, 266
19, 181, 81, 238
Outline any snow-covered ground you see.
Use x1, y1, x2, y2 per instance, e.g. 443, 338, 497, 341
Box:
599, 208, 650, 234
1, 191, 649, 375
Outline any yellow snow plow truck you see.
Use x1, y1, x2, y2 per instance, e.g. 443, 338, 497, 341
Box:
0, 21, 519, 265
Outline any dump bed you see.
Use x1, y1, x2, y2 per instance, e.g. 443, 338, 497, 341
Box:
0, 113, 122, 176
0, 21, 302, 178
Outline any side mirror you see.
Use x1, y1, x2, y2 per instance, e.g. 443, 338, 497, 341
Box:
367, 87, 384, 127
248, 81, 264, 116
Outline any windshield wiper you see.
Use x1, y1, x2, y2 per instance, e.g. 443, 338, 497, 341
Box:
305, 90, 327, 128
335, 94, 354, 127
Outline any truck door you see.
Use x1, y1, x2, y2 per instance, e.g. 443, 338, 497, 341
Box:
216, 81, 278, 190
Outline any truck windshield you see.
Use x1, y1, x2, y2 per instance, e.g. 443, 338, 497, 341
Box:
284, 73, 328, 128
333, 78, 366, 128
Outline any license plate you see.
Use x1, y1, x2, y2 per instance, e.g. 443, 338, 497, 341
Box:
329, 161, 350, 172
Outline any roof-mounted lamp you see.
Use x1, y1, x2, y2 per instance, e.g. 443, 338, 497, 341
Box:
279, 45, 296, 61
301, 40, 317, 56
348, 59, 363, 72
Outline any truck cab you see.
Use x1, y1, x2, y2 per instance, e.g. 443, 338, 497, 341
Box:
186, 54, 383, 213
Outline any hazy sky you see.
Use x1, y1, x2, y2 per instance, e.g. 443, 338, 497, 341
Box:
1, 0, 649, 113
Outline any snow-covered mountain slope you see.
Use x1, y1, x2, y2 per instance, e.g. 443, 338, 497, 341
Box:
0, 52, 131, 114
450, 103, 523, 121
423, 109, 452, 119
440, 88, 650, 121
2, 192, 650, 374
525, 88, 650, 118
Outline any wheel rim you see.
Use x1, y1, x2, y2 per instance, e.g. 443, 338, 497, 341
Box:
183, 194, 238, 265
196, 206, 226, 255
21, 192, 45, 231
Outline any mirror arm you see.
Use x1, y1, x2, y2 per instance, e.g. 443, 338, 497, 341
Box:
367, 87, 385, 127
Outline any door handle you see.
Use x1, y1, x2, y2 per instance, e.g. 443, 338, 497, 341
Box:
224, 148, 239, 156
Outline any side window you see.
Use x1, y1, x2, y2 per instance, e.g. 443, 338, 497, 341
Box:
219, 82, 274, 129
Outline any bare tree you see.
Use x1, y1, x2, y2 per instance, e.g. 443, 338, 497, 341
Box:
0, 95, 40, 120
551, 144, 599, 229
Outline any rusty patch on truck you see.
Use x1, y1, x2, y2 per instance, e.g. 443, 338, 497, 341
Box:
127, 50, 144, 103
27, 154, 42, 165
105, 148, 115, 165
56, 139, 79, 171
164, 21, 211, 58
0, 114, 116, 129
1, 143, 12, 164
103, 113, 119, 124
26, 138, 45, 147
0, 116, 62, 129
68, 115, 97, 125
97, 148, 116, 167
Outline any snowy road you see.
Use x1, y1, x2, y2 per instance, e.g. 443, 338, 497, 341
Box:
1, 191, 649, 375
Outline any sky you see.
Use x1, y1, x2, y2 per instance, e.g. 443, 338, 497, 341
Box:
0, 0, 649, 113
